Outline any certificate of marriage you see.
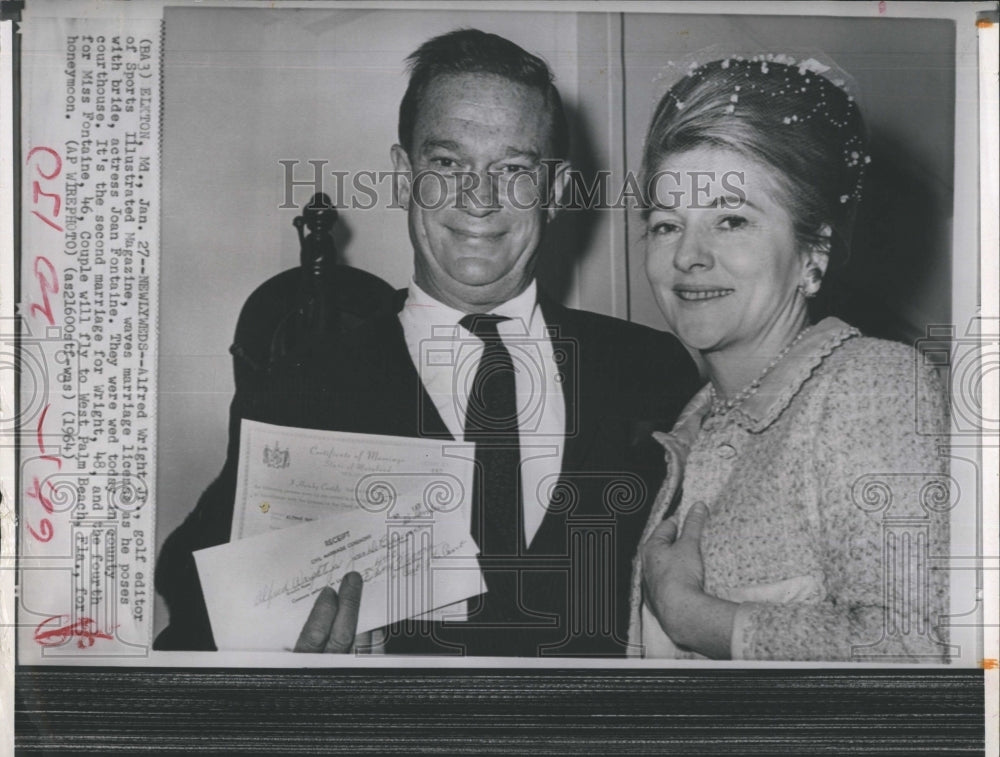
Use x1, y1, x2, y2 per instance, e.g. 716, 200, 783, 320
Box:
193, 421, 482, 651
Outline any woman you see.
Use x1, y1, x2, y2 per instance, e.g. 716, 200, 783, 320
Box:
629, 57, 950, 661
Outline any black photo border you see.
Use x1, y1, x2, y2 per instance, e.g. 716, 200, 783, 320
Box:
7, 1, 994, 753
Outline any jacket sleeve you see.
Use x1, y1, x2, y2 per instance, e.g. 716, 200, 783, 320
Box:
730, 343, 951, 661
152, 467, 235, 650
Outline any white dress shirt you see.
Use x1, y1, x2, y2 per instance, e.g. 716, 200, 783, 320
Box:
399, 279, 566, 547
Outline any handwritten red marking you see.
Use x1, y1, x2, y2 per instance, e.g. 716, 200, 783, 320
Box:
32, 181, 61, 218
36, 403, 51, 453
26, 518, 53, 543
29, 257, 59, 325
26, 477, 55, 514
982, 658, 998, 670
26, 146, 62, 179
878, 1, 887, 14
34, 615, 116, 648
26, 148, 64, 231
35, 402, 63, 468
30, 208, 64, 233
23, 149, 65, 547
25, 476, 55, 542
27, 403, 59, 542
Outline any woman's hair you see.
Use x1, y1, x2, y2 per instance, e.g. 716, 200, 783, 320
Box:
641, 57, 868, 268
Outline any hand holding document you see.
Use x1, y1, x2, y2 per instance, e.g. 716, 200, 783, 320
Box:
194, 422, 483, 651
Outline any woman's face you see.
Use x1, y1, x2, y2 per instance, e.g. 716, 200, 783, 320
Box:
644, 146, 815, 356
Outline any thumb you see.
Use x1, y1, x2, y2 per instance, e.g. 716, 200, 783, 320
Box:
680, 502, 709, 542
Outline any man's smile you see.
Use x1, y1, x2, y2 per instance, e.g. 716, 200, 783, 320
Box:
447, 226, 507, 241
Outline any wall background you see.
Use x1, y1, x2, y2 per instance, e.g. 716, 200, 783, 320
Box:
155, 8, 956, 636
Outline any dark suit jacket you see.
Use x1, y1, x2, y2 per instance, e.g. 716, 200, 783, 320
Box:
154, 283, 700, 656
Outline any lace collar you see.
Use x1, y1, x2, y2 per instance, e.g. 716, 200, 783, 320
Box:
709, 316, 860, 432
656, 317, 860, 449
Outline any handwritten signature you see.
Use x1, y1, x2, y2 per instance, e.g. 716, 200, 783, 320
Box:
253, 535, 472, 607
34, 615, 117, 648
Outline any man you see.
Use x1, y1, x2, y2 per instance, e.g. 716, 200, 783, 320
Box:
155, 29, 700, 656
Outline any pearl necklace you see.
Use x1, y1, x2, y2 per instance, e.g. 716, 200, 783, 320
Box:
709, 325, 814, 416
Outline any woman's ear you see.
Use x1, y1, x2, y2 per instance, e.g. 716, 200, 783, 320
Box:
799, 224, 831, 298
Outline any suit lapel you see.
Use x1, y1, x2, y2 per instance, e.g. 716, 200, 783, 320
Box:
538, 296, 599, 476
335, 290, 452, 440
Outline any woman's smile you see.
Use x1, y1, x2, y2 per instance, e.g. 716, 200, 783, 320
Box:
674, 287, 735, 302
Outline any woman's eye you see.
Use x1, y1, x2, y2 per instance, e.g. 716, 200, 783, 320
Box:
717, 215, 749, 231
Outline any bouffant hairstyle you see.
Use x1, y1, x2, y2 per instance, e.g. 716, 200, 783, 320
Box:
642, 57, 868, 267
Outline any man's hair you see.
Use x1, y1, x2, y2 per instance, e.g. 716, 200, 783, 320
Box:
398, 28, 569, 160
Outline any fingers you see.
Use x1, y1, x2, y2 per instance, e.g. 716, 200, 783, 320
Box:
293, 572, 364, 654
324, 571, 362, 653
680, 502, 709, 542
370, 627, 387, 654
353, 627, 387, 655
294, 585, 340, 653
647, 516, 679, 547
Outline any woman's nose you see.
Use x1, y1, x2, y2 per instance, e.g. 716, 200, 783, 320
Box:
674, 228, 712, 271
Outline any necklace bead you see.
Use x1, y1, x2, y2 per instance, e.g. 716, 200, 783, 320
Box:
709, 325, 813, 416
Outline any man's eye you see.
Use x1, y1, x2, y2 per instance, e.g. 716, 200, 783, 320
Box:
430, 157, 458, 169
718, 215, 749, 231
501, 163, 532, 174
648, 221, 681, 236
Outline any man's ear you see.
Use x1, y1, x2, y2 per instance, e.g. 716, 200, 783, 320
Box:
390, 144, 412, 208
545, 159, 571, 222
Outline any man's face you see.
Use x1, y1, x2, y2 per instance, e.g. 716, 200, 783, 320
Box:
392, 73, 568, 313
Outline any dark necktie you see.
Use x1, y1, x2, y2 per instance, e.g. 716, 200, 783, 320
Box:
460, 314, 524, 622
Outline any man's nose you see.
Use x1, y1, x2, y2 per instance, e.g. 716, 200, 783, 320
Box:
673, 228, 712, 271
459, 170, 500, 217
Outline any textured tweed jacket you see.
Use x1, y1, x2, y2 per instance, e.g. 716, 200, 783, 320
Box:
628, 317, 951, 661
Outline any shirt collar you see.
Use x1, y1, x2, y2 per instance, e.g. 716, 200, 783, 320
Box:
404, 279, 540, 335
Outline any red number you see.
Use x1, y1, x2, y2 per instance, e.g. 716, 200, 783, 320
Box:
26, 146, 62, 179
27, 404, 60, 543
27, 518, 54, 543
26, 148, 64, 231
26, 477, 55, 515
32, 181, 62, 218
23, 152, 64, 545
30, 209, 64, 233
29, 257, 59, 326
